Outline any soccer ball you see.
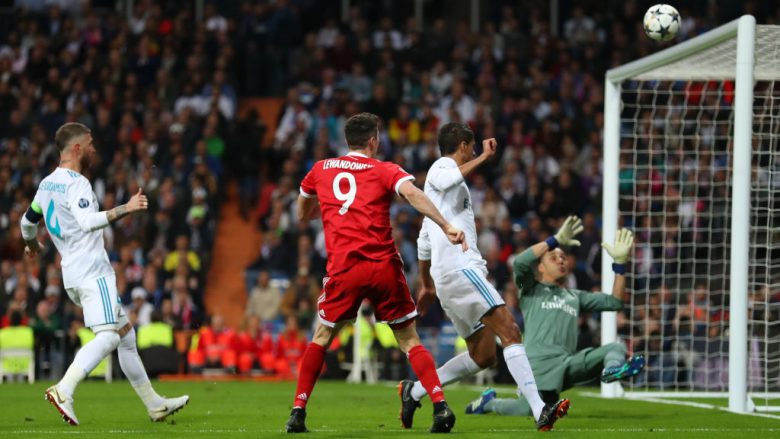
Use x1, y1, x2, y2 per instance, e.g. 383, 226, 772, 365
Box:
643, 4, 681, 41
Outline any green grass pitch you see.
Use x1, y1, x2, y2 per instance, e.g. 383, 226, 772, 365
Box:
1, 380, 778, 438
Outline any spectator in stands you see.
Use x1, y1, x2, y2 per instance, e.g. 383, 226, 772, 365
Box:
246, 270, 282, 322
171, 275, 200, 330
164, 234, 201, 274
280, 269, 318, 329
236, 315, 275, 373
274, 315, 307, 377
130, 287, 154, 328
191, 314, 237, 372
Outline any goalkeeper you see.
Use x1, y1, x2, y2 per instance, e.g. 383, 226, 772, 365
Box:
465, 216, 644, 416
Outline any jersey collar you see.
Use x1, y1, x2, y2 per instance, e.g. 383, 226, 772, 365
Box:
346, 152, 368, 158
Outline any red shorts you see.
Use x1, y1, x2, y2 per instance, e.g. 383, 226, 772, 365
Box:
317, 255, 417, 328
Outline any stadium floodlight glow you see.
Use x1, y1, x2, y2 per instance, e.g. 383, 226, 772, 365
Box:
602, 15, 780, 414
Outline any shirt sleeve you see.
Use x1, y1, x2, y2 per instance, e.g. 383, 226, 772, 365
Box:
299, 166, 318, 198
417, 221, 432, 261
512, 248, 539, 297
577, 290, 624, 312
380, 162, 415, 195
68, 178, 109, 232
426, 163, 464, 192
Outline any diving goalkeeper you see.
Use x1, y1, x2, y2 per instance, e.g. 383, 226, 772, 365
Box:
466, 217, 644, 416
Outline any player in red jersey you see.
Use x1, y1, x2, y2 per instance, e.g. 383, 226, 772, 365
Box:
285, 113, 467, 433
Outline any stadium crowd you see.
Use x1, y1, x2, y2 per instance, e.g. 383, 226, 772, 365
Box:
1, 0, 777, 386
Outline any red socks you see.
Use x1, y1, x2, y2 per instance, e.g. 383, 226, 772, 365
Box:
293, 343, 326, 409
408, 345, 445, 403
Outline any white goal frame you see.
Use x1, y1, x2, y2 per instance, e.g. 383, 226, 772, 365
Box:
601, 15, 777, 414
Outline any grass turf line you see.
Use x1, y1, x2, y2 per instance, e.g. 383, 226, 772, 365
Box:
1, 380, 779, 438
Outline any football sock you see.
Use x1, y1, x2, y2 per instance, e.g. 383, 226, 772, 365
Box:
410, 351, 481, 401
503, 344, 545, 420
484, 397, 533, 416
59, 330, 120, 398
293, 343, 326, 409
58, 363, 87, 399
604, 346, 626, 369
118, 328, 165, 409
407, 345, 445, 404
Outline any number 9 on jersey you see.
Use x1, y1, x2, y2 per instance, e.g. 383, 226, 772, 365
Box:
333, 172, 357, 215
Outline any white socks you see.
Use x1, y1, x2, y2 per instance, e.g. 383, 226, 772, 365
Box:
118, 328, 165, 409
410, 352, 482, 401
57, 363, 86, 399
58, 331, 120, 398
503, 344, 546, 420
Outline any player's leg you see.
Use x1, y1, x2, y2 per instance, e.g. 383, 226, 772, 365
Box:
46, 280, 121, 425
473, 270, 551, 422
478, 287, 570, 429
392, 322, 455, 433
407, 269, 499, 402
408, 327, 494, 401
376, 256, 453, 432
599, 343, 645, 382
286, 321, 344, 433
287, 269, 355, 433
116, 322, 189, 421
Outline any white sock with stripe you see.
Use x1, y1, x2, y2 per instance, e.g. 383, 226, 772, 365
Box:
503, 343, 546, 420
118, 328, 165, 410
410, 352, 483, 401
59, 331, 120, 398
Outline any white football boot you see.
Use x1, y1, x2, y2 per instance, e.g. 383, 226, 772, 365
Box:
45, 385, 79, 426
148, 395, 190, 422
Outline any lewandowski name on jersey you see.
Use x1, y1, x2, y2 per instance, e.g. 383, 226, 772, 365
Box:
322, 159, 374, 171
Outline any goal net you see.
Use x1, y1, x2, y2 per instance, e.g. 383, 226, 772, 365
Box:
602, 16, 780, 413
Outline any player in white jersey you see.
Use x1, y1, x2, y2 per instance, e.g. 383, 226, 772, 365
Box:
20, 122, 188, 426
398, 123, 569, 431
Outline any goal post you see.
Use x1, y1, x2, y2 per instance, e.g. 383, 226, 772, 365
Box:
602, 15, 780, 414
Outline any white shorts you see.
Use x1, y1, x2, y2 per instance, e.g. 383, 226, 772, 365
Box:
435, 267, 505, 338
66, 273, 129, 333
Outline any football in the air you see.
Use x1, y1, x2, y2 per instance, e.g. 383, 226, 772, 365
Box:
643, 4, 681, 41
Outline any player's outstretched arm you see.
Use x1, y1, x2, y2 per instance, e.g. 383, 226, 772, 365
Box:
106, 188, 148, 223
458, 138, 497, 178
601, 228, 634, 302
513, 215, 585, 280
398, 180, 467, 251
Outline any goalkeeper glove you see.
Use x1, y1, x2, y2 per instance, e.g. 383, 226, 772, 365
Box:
602, 228, 635, 273
547, 215, 584, 249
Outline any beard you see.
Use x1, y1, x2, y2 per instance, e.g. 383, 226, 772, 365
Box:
80, 153, 93, 170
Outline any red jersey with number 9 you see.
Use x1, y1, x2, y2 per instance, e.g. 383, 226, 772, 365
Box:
299, 152, 414, 276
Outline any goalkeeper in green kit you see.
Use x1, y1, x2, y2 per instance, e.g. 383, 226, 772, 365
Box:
465, 216, 645, 416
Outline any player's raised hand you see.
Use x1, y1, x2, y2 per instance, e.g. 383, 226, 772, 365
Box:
602, 228, 634, 263
481, 138, 497, 158
416, 286, 437, 316
554, 215, 584, 247
444, 224, 468, 252
127, 188, 149, 213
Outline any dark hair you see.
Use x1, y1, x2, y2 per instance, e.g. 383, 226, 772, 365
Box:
54, 122, 91, 152
437, 122, 474, 156
344, 113, 379, 149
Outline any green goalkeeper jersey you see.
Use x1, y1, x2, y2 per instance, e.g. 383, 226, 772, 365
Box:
512, 248, 623, 359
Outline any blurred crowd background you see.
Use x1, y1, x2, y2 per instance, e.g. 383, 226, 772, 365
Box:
0, 0, 776, 385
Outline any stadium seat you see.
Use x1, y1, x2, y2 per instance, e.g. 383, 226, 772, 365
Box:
0, 325, 35, 383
